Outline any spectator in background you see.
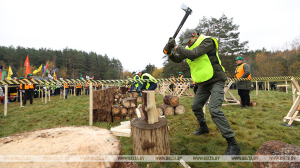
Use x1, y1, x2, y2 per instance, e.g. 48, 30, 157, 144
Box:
234, 56, 251, 109
270, 81, 277, 91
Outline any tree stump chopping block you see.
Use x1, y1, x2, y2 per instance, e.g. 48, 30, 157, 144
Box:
253, 140, 300, 168
132, 117, 170, 155
163, 95, 179, 107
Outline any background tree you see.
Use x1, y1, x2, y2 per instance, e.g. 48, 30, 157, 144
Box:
152, 67, 163, 79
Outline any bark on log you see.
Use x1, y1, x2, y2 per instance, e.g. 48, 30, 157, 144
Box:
118, 98, 122, 103
253, 140, 300, 168
127, 93, 133, 97
132, 92, 139, 98
160, 104, 174, 116
163, 95, 179, 107
112, 105, 121, 115
138, 105, 145, 117
156, 106, 163, 116
113, 114, 123, 122
142, 91, 158, 124
132, 117, 170, 155
120, 86, 128, 94
93, 87, 116, 122
137, 96, 142, 103
175, 104, 186, 115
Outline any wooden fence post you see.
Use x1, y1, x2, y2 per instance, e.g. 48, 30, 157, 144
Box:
64, 85, 66, 100
89, 82, 93, 126
4, 85, 8, 116
256, 81, 258, 96
45, 86, 47, 104
286, 79, 288, 94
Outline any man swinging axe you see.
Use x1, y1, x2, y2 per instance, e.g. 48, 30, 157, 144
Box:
163, 4, 241, 155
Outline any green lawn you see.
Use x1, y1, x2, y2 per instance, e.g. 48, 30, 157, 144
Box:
0, 89, 299, 168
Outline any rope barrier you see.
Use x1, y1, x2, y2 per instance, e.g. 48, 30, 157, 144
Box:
1, 76, 300, 86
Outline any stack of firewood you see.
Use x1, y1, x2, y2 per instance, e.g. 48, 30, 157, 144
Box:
158, 95, 186, 116
114, 87, 142, 104
112, 97, 138, 121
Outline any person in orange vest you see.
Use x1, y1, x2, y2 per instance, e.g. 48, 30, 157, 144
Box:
23, 74, 35, 105
75, 83, 82, 96
234, 56, 251, 108
65, 77, 70, 99
85, 80, 90, 95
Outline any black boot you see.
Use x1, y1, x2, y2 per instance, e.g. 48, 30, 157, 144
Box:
193, 123, 209, 135
225, 137, 241, 155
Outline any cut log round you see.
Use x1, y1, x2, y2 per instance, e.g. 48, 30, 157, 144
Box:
132, 117, 170, 155
132, 92, 139, 98
160, 104, 174, 116
156, 106, 163, 116
120, 106, 128, 116
253, 140, 300, 168
118, 97, 122, 103
175, 104, 186, 115
114, 93, 120, 99
121, 99, 131, 108
112, 105, 121, 115
114, 115, 123, 121
127, 93, 133, 97
0, 126, 122, 168
137, 96, 142, 103
163, 95, 179, 107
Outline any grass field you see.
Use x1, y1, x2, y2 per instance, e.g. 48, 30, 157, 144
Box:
0, 88, 299, 168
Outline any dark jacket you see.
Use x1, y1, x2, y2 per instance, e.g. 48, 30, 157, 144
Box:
169, 38, 227, 86
236, 60, 251, 90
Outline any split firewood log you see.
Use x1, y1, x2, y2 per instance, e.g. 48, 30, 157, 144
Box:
174, 104, 185, 115
163, 95, 179, 107
160, 104, 174, 116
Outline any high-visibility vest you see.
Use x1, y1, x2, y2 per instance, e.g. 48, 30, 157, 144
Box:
76, 83, 82, 89
85, 81, 90, 88
24, 79, 34, 90
65, 83, 69, 89
170, 76, 175, 83
185, 34, 225, 83
19, 84, 22, 89
134, 75, 140, 88
234, 63, 251, 79
178, 75, 184, 83
141, 73, 157, 90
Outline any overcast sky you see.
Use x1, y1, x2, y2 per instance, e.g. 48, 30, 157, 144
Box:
1, 0, 300, 73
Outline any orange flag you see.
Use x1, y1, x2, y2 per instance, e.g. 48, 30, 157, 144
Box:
24, 55, 31, 78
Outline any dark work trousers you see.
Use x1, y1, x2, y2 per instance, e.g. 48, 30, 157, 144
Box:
238, 89, 250, 107
192, 81, 235, 138
23, 89, 34, 105
271, 84, 276, 91
76, 88, 81, 96
148, 83, 157, 90
193, 84, 198, 94
169, 83, 174, 91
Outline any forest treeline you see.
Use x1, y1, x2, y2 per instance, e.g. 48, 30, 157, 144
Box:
0, 46, 123, 79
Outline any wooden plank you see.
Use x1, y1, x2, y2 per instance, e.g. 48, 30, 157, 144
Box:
284, 117, 300, 122
227, 91, 240, 104
146, 91, 158, 124
288, 110, 299, 125
285, 96, 300, 119
222, 103, 241, 106
89, 82, 93, 126
180, 159, 191, 168
45, 86, 47, 104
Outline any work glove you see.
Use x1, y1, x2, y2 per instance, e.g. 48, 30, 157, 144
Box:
163, 37, 176, 55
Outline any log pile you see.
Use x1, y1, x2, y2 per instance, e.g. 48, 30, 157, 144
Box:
114, 89, 142, 104
93, 86, 116, 122
158, 95, 186, 116
112, 97, 138, 121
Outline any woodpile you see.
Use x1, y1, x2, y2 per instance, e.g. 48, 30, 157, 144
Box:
111, 98, 138, 121
114, 89, 141, 104
159, 95, 186, 116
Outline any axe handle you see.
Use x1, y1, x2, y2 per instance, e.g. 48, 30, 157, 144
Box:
164, 8, 192, 54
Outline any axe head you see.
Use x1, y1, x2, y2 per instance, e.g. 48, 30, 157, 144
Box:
181, 3, 192, 15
